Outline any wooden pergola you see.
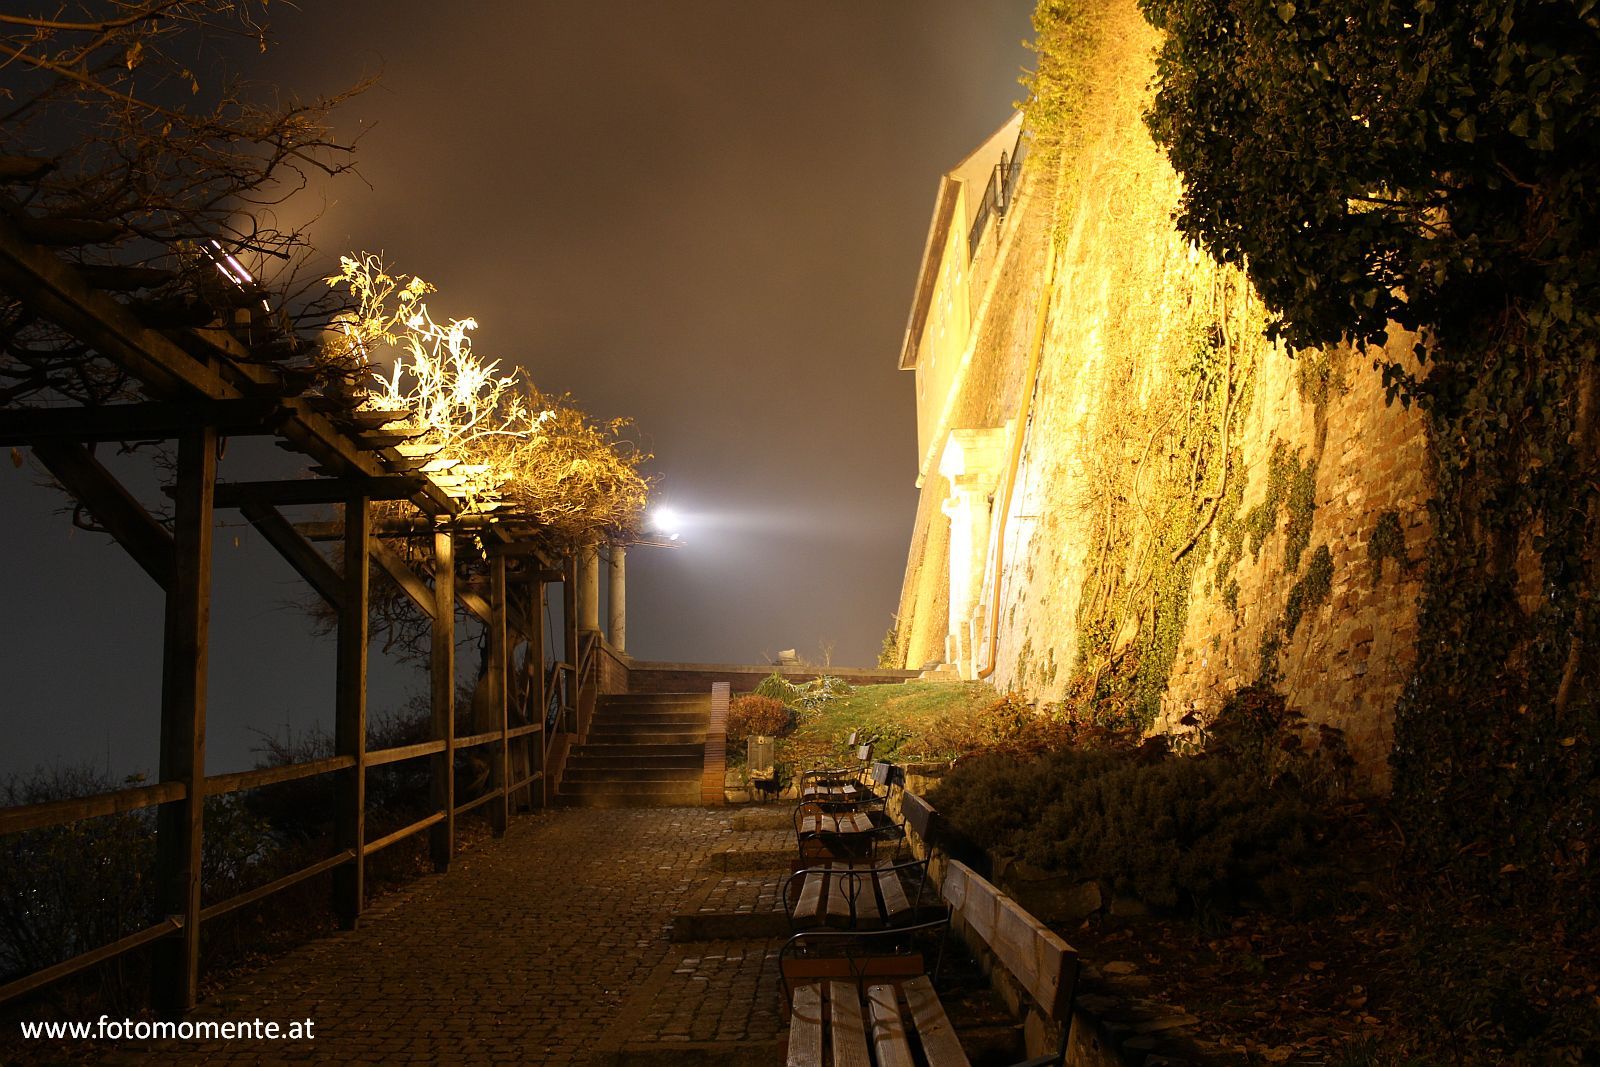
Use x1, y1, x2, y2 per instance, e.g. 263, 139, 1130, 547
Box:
0, 211, 605, 1014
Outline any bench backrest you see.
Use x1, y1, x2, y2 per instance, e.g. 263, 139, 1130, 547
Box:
940, 859, 1077, 1021
901, 791, 939, 845
870, 760, 894, 789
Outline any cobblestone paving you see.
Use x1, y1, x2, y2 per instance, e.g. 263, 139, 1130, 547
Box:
696, 872, 786, 915
630, 941, 787, 1046
91, 807, 776, 1066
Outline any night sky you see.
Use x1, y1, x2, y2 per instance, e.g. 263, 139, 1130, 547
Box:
1, 2, 1034, 778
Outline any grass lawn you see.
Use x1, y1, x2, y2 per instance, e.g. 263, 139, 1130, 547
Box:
772, 680, 999, 773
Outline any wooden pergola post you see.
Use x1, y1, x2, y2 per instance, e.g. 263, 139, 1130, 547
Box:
152, 427, 216, 1016
488, 553, 509, 835
429, 527, 455, 871
528, 574, 546, 810
563, 553, 578, 734
333, 496, 370, 929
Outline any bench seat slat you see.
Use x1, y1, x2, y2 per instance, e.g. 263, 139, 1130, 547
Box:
787, 983, 824, 1067
855, 882, 884, 924
867, 983, 915, 1067
796, 872, 825, 924
878, 867, 912, 921
903, 975, 970, 1067
828, 981, 873, 1067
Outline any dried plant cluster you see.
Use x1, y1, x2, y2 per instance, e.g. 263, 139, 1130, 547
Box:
325, 254, 650, 547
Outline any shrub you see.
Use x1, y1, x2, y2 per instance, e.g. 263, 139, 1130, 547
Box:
727, 695, 793, 745
0, 767, 155, 1005
1198, 685, 1356, 803
930, 745, 1322, 912
907, 695, 1138, 764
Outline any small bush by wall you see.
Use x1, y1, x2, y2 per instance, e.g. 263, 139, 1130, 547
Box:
726, 695, 793, 745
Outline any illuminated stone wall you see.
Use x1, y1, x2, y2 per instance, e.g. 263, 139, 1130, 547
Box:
891, 0, 1432, 790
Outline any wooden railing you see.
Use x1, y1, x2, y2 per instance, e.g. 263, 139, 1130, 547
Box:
0, 689, 552, 1007
540, 629, 603, 803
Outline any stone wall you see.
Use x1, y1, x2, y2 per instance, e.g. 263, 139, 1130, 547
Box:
1156, 343, 1431, 790
891, 0, 1432, 790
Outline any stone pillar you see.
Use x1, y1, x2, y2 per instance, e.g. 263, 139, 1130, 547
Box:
577, 544, 600, 632
607, 546, 626, 653
939, 427, 1008, 679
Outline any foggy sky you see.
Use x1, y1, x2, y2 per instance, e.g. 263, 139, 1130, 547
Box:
0, 2, 1034, 777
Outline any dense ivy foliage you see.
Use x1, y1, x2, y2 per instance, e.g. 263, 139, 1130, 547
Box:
1140, 0, 1600, 908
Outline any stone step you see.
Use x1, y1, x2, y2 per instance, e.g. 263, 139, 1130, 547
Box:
596, 694, 711, 707
556, 780, 700, 796
566, 753, 704, 770
561, 766, 702, 783
584, 729, 707, 744
554, 791, 703, 809
591, 712, 709, 724
572, 742, 704, 758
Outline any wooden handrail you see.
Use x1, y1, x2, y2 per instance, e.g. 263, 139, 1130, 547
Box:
204, 755, 356, 796
0, 918, 181, 1004
365, 739, 447, 768
0, 780, 185, 836
363, 812, 446, 857
200, 850, 354, 923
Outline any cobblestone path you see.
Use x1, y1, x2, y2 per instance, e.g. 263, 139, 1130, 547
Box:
92, 806, 795, 1066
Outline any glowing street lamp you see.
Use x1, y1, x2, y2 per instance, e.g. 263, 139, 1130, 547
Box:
652, 507, 682, 541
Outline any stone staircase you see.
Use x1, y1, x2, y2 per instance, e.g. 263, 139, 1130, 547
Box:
556, 692, 711, 807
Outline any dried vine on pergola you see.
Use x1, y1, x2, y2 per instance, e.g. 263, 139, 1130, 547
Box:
324, 253, 652, 549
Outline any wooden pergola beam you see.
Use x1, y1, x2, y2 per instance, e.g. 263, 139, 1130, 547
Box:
370, 537, 437, 620
276, 398, 457, 518
430, 528, 455, 872
0, 214, 240, 401
239, 502, 344, 611
0, 399, 282, 446
333, 497, 369, 930
215, 476, 428, 510
32, 442, 175, 591
0, 218, 458, 523
488, 553, 509, 835
457, 587, 492, 627
151, 428, 215, 1015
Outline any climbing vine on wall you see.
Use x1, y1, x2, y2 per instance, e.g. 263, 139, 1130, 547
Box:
1068, 276, 1263, 730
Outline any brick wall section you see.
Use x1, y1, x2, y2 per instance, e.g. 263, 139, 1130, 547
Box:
596, 640, 630, 695
700, 682, 729, 806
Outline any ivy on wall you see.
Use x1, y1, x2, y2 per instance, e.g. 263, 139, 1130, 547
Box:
1067, 305, 1258, 731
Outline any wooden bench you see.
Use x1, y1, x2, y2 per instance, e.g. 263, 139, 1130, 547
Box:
784, 793, 944, 931
794, 765, 903, 866
780, 859, 1079, 1067
800, 758, 894, 810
